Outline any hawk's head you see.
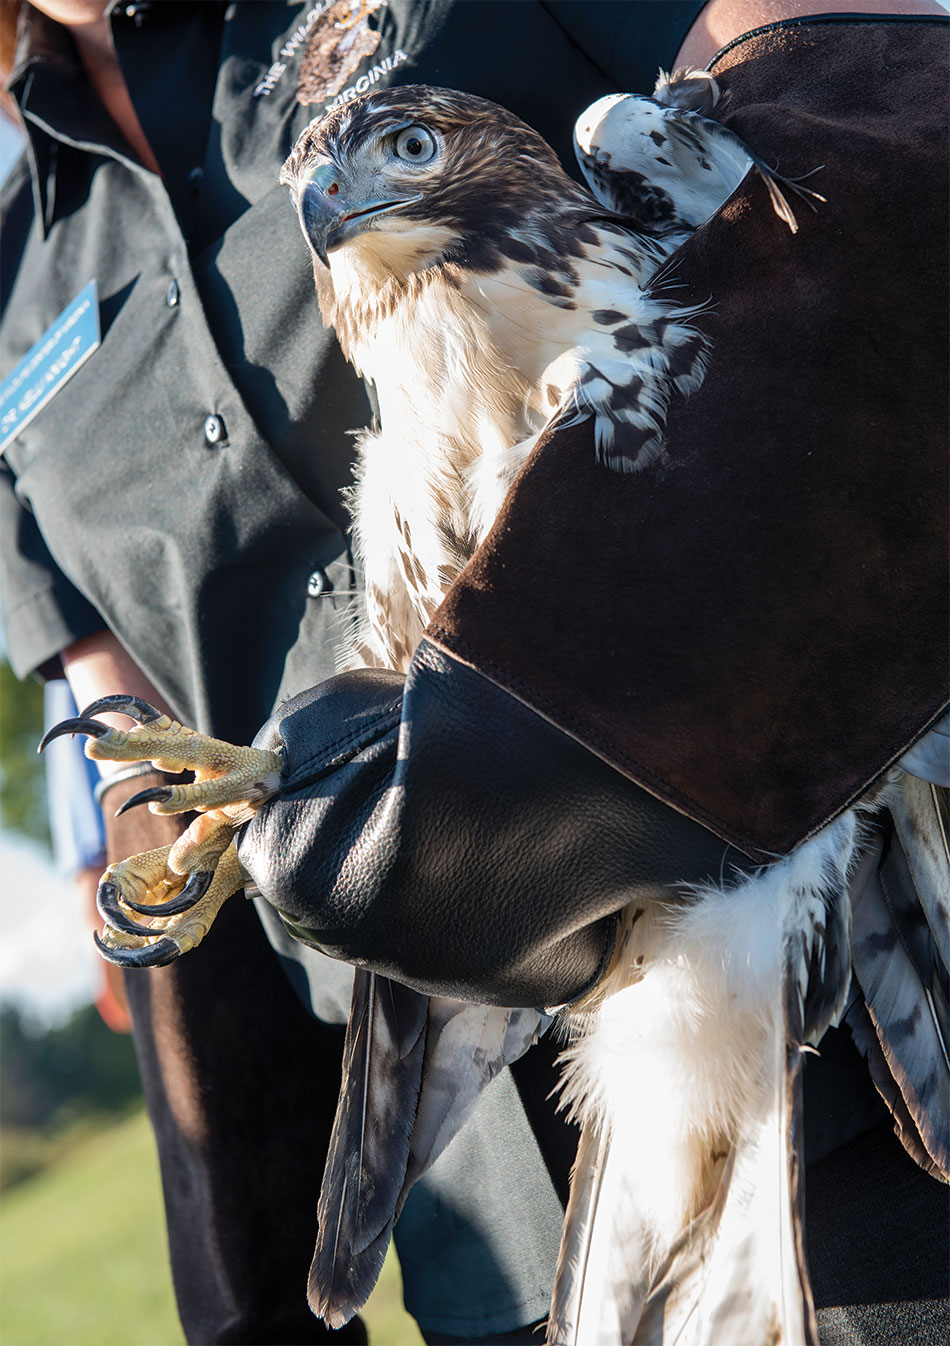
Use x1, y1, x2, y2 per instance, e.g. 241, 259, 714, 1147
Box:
281, 85, 595, 288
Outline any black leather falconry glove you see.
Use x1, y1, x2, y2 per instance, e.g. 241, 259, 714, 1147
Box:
237, 643, 753, 1010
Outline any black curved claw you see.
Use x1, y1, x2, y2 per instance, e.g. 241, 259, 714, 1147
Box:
38, 718, 110, 753
114, 785, 173, 818
121, 869, 213, 916
94, 931, 182, 969
96, 880, 166, 937
79, 694, 163, 724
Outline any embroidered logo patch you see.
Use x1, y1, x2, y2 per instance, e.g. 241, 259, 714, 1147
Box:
297, 0, 387, 106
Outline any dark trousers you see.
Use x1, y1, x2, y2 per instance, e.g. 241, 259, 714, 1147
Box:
809, 1122, 950, 1346
124, 894, 366, 1345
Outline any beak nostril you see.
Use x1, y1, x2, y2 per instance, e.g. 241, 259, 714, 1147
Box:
327, 182, 340, 196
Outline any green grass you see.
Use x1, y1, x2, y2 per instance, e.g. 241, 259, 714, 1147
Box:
0, 1110, 423, 1346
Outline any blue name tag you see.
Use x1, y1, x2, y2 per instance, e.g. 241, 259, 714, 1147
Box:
0, 279, 101, 455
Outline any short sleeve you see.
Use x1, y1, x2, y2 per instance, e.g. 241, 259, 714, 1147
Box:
0, 461, 104, 678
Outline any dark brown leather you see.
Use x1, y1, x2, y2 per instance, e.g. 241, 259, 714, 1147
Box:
428, 16, 949, 861
239, 649, 755, 1008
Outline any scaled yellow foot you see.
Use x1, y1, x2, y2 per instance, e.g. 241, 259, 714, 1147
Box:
40, 695, 282, 968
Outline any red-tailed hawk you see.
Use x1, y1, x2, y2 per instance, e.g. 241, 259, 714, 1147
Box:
43, 74, 947, 1346
281, 82, 715, 673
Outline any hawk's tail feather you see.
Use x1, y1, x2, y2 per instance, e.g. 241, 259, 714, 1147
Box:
309, 971, 427, 1326
309, 972, 428, 1327
847, 779, 950, 1180
309, 974, 545, 1327
547, 1119, 648, 1346
399, 999, 546, 1195
549, 819, 855, 1344
632, 966, 818, 1346
845, 993, 948, 1180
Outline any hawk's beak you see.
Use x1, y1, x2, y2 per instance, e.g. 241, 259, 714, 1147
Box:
297, 168, 421, 266
299, 176, 342, 267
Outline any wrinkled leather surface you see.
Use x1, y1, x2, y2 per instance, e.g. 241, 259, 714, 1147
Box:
428, 18, 949, 860
240, 645, 756, 1007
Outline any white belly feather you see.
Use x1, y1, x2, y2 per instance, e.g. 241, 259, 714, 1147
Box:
339, 230, 685, 669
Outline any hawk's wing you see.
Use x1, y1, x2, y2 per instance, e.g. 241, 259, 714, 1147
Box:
309, 970, 546, 1326
549, 752, 949, 1346
549, 814, 855, 1346
574, 67, 823, 236
846, 768, 950, 1179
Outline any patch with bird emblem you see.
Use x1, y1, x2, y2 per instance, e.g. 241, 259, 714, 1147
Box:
297, 0, 387, 107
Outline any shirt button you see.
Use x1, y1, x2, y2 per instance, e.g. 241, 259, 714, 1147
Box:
165, 279, 180, 307
187, 166, 204, 190
307, 570, 327, 598
204, 415, 227, 446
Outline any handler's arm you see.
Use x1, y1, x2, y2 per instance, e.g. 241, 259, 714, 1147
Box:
61, 630, 175, 775
61, 631, 194, 865
241, 6, 947, 1011
237, 654, 749, 1010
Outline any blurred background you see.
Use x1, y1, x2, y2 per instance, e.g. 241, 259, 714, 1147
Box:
0, 109, 420, 1346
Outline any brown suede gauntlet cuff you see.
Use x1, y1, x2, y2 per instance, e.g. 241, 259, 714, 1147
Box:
428, 16, 949, 861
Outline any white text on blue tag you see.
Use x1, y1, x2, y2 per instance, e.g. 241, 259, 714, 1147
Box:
0, 279, 101, 455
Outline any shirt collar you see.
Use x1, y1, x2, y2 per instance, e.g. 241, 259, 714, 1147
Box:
10, 3, 80, 86
8, 3, 159, 238
10, 6, 92, 237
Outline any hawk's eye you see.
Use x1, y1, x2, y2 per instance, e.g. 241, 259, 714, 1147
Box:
393, 126, 437, 164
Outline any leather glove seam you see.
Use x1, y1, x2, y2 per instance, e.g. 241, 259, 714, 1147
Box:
423, 630, 733, 834
282, 699, 403, 791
